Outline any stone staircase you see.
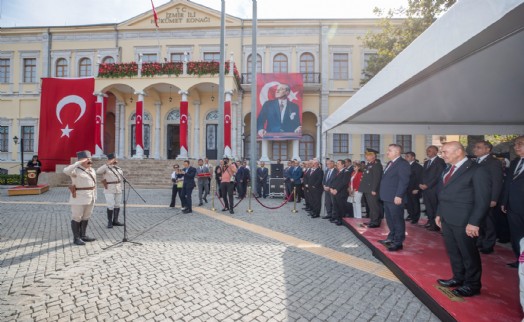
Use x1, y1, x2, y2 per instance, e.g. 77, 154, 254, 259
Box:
49, 159, 188, 188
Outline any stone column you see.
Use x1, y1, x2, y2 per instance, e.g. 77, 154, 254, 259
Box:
118, 101, 125, 158
154, 101, 161, 159
94, 92, 106, 158
316, 121, 321, 159
292, 140, 300, 161
260, 140, 270, 162
193, 100, 201, 159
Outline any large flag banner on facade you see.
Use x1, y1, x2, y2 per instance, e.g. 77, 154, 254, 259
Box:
179, 100, 188, 156
94, 100, 103, 156
135, 100, 144, 157
38, 78, 96, 172
224, 99, 232, 157
256, 73, 303, 140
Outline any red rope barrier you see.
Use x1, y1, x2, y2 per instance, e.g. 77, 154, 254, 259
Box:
252, 193, 293, 210
214, 192, 244, 209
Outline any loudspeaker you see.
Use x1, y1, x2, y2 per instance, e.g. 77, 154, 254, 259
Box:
270, 164, 283, 178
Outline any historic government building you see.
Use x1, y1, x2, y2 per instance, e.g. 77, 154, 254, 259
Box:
0, 0, 435, 172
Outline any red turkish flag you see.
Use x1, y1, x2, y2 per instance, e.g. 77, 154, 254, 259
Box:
151, 0, 159, 28
179, 100, 188, 155
135, 100, 143, 150
224, 100, 231, 151
38, 78, 96, 172
95, 101, 103, 153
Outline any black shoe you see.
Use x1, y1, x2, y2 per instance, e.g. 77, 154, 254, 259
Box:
182, 209, 192, 214
198, 202, 203, 206
112, 208, 124, 226
321, 216, 331, 219
410, 220, 418, 224
169, 204, 175, 208
335, 221, 343, 226
378, 239, 393, 246
367, 223, 380, 228
387, 244, 403, 252
437, 278, 463, 287
73, 238, 86, 246
221, 208, 229, 212
203, 197, 208, 203
311, 214, 319, 218
479, 248, 494, 254
229, 209, 234, 214
427, 226, 440, 232
452, 286, 480, 297
329, 218, 337, 223
507, 261, 519, 268
80, 220, 96, 242
107, 209, 114, 229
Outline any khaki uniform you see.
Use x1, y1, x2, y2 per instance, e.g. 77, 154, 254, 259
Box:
96, 164, 123, 209
63, 161, 97, 221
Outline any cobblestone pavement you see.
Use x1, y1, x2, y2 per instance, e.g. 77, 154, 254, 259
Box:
0, 187, 438, 321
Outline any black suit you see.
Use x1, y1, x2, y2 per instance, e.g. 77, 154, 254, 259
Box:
437, 160, 490, 290
256, 167, 269, 198
406, 161, 424, 222
476, 155, 504, 251
502, 157, 524, 258
308, 168, 324, 216
358, 160, 383, 225
330, 168, 351, 223
181, 166, 196, 211
379, 158, 411, 246
323, 168, 338, 219
422, 156, 446, 227
303, 168, 311, 208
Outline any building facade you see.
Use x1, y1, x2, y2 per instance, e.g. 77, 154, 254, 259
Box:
0, 0, 434, 172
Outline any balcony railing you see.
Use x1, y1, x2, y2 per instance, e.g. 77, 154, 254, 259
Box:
241, 72, 321, 84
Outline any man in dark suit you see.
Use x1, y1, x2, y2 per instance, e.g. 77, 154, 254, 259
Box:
302, 161, 312, 211
181, 160, 197, 214
404, 152, 424, 224
235, 161, 250, 199
420, 145, 446, 231
378, 144, 411, 251
344, 158, 355, 217
330, 160, 351, 226
256, 161, 269, 198
473, 141, 504, 254
283, 160, 293, 198
307, 160, 324, 218
322, 160, 338, 220
358, 148, 383, 228
290, 160, 303, 202
257, 84, 301, 137
502, 136, 524, 268
435, 142, 490, 297
196, 158, 211, 206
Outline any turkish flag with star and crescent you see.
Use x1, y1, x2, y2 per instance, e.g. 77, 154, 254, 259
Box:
38, 78, 96, 172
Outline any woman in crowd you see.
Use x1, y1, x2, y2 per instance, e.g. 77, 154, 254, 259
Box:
169, 164, 184, 208
350, 162, 364, 219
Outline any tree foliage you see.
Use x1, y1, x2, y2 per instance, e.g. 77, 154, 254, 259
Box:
360, 0, 456, 86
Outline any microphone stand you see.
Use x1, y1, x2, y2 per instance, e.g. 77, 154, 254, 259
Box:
104, 173, 146, 249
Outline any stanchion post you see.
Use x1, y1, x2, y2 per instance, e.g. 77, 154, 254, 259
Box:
211, 179, 217, 212
291, 186, 298, 213
247, 184, 254, 213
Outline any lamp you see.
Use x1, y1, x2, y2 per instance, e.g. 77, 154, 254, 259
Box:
211, 85, 215, 102
169, 86, 173, 102
129, 96, 133, 103
13, 135, 25, 186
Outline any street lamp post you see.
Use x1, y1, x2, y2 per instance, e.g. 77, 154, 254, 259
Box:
13, 136, 25, 186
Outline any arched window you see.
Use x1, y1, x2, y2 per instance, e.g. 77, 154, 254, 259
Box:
299, 134, 315, 161
205, 110, 219, 121
78, 58, 91, 77
272, 141, 288, 160
102, 56, 115, 64
300, 53, 315, 83
55, 58, 68, 77
247, 54, 262, 83
273, 54, 288, 73
130, 112, 152, 157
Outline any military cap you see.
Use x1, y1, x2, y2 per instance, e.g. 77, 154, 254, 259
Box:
76, 150, 92, 159
365, 148, 379, 155
106, 153, 116, 160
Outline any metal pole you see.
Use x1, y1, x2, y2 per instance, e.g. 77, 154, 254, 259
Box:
217, 0, 225, 161
20, 138, 25, 186
250, 0, 258, 194
247, 185, 254, 213
291, 186, 298, 213
211, 178, 217, 211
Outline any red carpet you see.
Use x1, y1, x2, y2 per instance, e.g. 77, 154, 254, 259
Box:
343, 218, 522, 322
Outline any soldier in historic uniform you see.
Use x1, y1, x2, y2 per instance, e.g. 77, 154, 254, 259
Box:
63, 150, 97, 246
358, 148, 384, 228
96, 153, 124, 228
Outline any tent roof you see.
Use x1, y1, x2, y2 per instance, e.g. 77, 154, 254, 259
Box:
322, 0, 524, 135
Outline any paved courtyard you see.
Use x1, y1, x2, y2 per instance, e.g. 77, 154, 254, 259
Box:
0, 187, 438, 321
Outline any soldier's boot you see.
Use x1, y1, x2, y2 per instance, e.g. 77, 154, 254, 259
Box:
80, 220, 96, 242
112, 208, 124, 226
71, 220, 85, 246
107, 209, 114, 228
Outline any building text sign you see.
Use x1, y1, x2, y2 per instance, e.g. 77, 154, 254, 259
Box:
152, 6, 211, 25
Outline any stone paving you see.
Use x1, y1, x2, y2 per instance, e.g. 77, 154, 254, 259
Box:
0, 186, 439, 321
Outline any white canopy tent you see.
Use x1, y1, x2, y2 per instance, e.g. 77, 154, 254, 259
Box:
323, 0, 524, 135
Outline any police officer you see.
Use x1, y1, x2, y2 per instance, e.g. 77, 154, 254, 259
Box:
63, 150, 97, 245
359, 148, 383, 228
96, 153, 124, 228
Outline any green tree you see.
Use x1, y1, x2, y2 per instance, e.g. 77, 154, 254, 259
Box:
360, 0, 456, 86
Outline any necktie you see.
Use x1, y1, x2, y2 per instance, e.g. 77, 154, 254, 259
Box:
426, 159, 432, 168
384, 161, 392, 173
279, 101, 284, 113
514, 158, 524, 179
443, 165, 456, 184
327, 169, 332, 181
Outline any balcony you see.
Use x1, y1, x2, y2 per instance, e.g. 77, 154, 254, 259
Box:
241, 72, 321, 85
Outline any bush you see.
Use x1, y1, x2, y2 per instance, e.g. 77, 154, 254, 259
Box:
0, 174, 24, 185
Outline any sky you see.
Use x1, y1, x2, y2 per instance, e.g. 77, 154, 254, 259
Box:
0, 0, 408, 27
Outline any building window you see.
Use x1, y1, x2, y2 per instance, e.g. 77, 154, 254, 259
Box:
396, 135, 412, 153
246, 53, 262, 83
203, 52, 220, 62
299, 134, 315, 161
333, 133, 349, 153
364, 134, 380, 152
141, 53, 157, 63
333, 53, 349, 80
23, 58, 37, 83
102, 56, 115, 64
300, 53, 315, 83
0, 126, 8, 152
55, 58, 68, 77
22, 126, 35, 152
0, 59, 10, 83
273, 54, 288, 73
78, 58, 91, 77
170, 53, 184, 62
272, 141, 288, 160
